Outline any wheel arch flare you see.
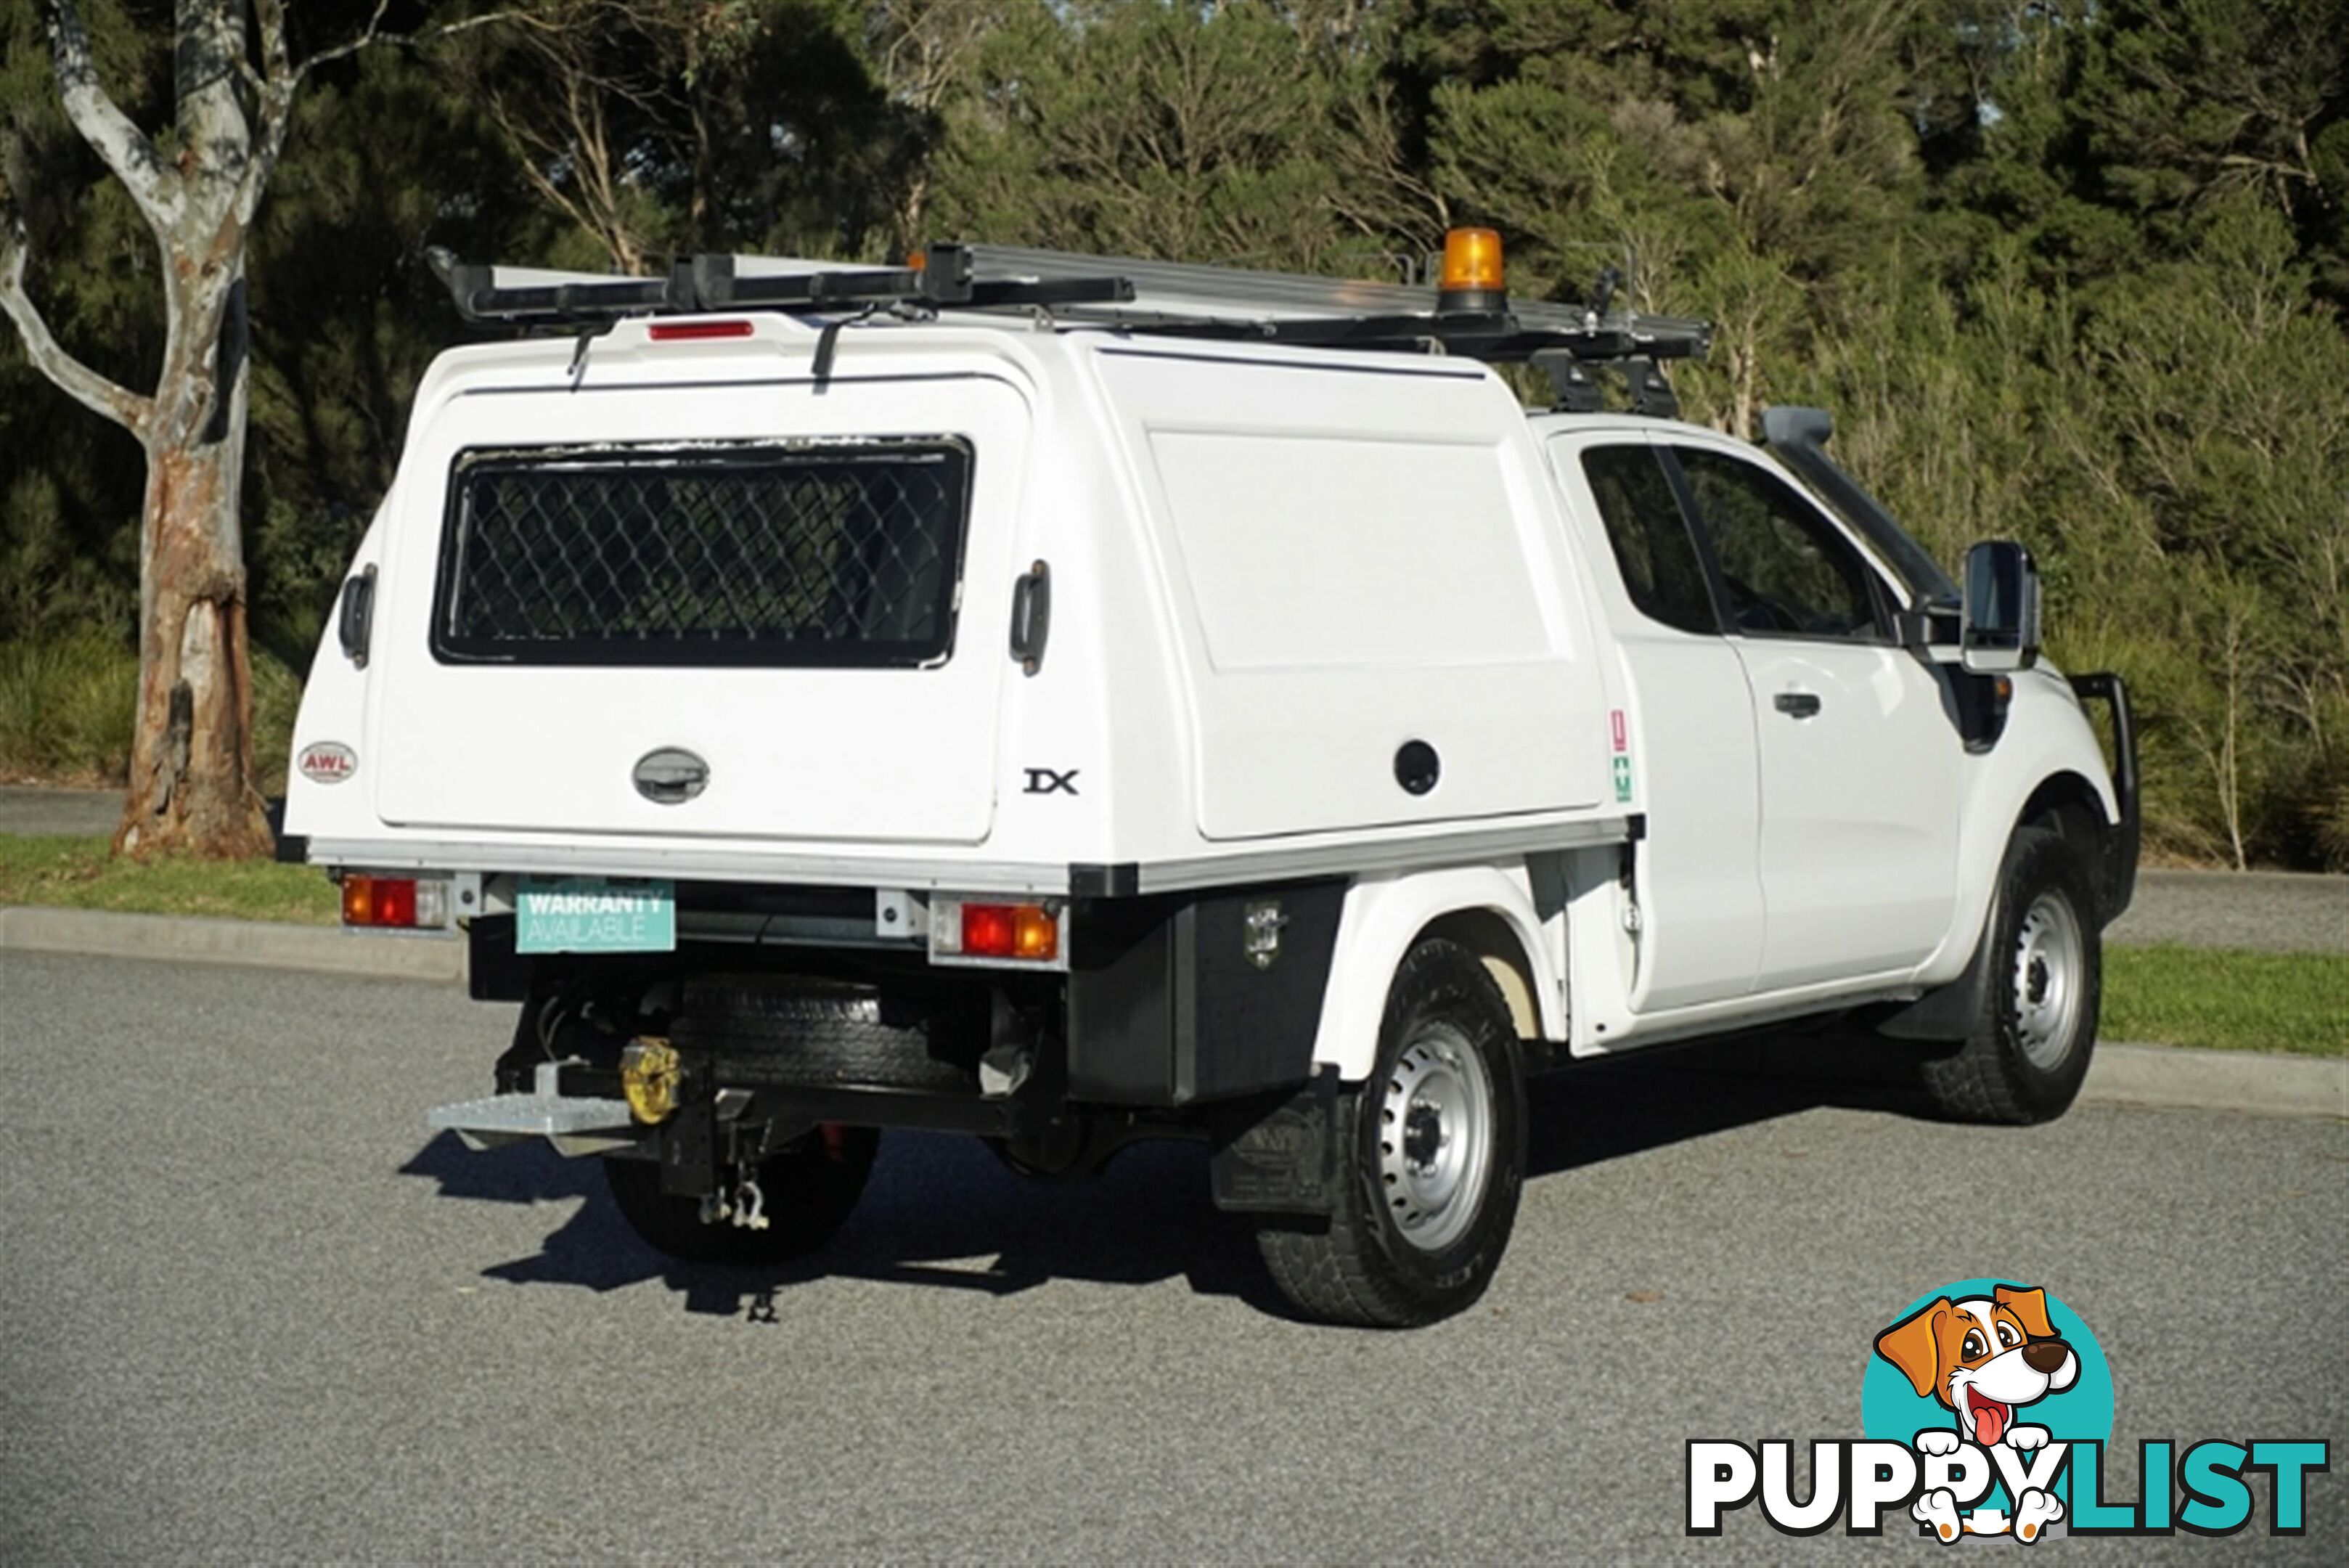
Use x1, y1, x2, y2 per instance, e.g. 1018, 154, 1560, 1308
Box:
1308, 865, 1564, 1082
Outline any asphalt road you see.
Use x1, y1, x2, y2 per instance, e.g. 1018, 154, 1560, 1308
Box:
0, 785, 120, 836
2107, 870, 2348, 953
2, 951, 2341, 1562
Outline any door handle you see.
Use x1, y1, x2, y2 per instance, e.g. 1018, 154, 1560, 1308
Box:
1774, 691, 1823, 719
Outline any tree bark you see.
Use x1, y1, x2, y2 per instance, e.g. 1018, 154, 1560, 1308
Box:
118, 258, 270, 859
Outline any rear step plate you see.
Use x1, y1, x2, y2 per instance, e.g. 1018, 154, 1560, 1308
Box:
427, 1087, 638, 1156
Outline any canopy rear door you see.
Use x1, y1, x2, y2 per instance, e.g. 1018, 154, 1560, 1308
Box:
372, 375, 1029, 845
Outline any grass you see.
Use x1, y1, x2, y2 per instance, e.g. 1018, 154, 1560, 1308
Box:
0, 833, 337, 924
2104, 944, 2348, 1058
0, 637, 303, 790
0, 638, 139, 783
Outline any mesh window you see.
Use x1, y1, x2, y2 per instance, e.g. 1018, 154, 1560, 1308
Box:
433, 440, 974, 666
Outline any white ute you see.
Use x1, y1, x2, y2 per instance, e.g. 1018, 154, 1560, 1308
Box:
284, 235, 2138, 1326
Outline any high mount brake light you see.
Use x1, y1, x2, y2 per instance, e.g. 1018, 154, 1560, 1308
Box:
341, 874, 450, 930
647, 319, 753, 342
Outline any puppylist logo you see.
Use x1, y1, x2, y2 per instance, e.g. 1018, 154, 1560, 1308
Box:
1687, 1279, 2329, 1542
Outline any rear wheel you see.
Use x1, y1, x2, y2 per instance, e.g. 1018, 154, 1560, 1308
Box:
1256, 939, 1526, 1328
1919, 827, 2101, 1123
605, 1124, 878, 1265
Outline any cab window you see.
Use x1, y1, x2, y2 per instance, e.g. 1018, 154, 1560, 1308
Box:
1579, 445, 1718, 636
1670, 447, 1884, 642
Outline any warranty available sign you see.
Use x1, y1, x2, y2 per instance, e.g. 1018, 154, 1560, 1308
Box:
1686, 1280, 2329, 1542
515, 876, 677, 955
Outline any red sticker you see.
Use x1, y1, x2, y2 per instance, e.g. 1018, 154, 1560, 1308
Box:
1610, 710, 1628, 753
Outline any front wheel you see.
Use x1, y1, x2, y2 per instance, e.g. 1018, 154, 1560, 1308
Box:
1256, 939, 1527, 1328
1919, 827, 2101, 1123
605, 1124, 879, 1265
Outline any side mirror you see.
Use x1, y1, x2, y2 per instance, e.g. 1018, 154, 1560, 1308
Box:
1961, 540, 2040, 672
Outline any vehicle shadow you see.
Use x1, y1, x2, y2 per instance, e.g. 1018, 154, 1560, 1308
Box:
398, 1029, 1942, 1318
1528, 1029, 1940, 1176
399, 1129, 1288, 1316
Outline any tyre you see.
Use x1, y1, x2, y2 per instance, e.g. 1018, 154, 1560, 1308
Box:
1919, 827, 2101, 1124
605, 1124, 879, 1265
673, 976, 979, 1093
1256, 938, 1527, 1328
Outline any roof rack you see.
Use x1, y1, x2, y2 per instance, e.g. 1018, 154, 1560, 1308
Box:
425, 237, 1712, 407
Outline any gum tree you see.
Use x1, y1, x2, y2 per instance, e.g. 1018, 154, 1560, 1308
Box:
0, 1, 497, 857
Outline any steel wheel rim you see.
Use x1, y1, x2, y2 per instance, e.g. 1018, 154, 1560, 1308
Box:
1376, 1021, 1494, 1252
2012, 891, 2085, 1070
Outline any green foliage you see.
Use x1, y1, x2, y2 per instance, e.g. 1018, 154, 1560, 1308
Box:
0, 637, 139, 783
0, 637, 303, 794
929, 0, 1426, 268
2, 0, 2345, 867
0, 0, 163, 648
2104, 944, 2349, 1056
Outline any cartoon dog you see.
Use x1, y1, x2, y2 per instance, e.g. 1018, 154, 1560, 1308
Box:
1874, 1284, 2081, 1543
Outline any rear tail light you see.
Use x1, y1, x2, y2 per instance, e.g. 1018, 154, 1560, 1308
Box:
341, 875, 450, 930
930, 898, 1062, 965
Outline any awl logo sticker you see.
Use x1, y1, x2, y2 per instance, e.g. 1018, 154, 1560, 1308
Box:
297, 740, 356, 784
1686, 1278, 2329, 1541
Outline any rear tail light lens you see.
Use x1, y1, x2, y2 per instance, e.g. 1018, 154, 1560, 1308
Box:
930, 899, 1061, 964
963, 902, 1017, 955
341, 875, 449, 929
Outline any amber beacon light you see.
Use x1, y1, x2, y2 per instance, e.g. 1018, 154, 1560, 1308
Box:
1437, 227, 1507, 314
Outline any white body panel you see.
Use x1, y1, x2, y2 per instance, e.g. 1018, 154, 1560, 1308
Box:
1735, 636, 1961, 983
1092, 349, 1609, 841
1307, 863, 1569, 1081
1927, 666, 2121, 980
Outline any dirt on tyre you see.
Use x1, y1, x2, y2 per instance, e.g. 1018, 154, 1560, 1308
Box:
1256, 937, 1527, 1328
1919, 826, 2101, 1124
604, 1124, 879, 1265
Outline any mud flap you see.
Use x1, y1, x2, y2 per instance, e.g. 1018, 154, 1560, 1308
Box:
2067, 671, 2140, 922
1208, 1067, 1344, 1216
1876, 926, 1991, 1042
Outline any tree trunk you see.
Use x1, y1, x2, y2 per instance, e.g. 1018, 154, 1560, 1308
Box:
117, 390, 269, 859
115, 242, 270, 858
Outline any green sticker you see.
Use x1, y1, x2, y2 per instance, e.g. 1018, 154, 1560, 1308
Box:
516, 876, 676, 954
1612, 754, 1633, 803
